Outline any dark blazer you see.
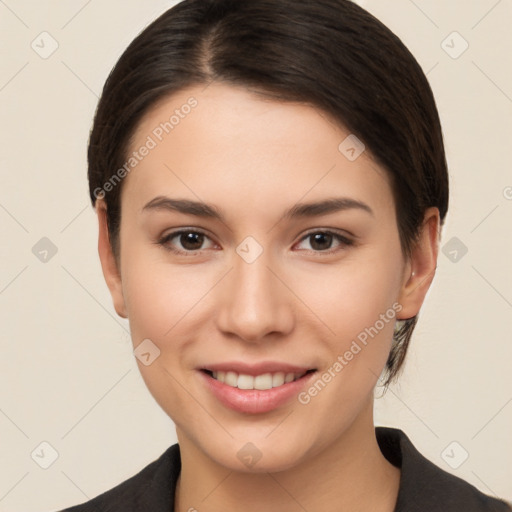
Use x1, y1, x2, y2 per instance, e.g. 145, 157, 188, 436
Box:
56, 427, 511, 511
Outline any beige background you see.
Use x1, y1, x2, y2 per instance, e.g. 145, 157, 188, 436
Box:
0, 1, 511, 510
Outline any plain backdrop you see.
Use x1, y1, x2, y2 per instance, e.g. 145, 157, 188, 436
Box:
0, 1, 511, 510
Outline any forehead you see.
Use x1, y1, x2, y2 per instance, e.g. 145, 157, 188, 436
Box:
122, 83, 394, 220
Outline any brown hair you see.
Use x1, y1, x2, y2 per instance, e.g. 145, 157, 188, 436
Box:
87, 0, 449, 386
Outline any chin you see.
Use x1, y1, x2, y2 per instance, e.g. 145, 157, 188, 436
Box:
199, 434, 314, 474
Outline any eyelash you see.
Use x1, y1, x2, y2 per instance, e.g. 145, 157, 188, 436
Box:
156, 228, 354, 256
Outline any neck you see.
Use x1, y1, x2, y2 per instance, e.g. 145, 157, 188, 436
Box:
174, 401, 400, 512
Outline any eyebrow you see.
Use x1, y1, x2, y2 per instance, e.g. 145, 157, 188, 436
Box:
141, 196, 374, 221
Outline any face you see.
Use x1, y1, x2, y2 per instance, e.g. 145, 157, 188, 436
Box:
97, 82, 438, 473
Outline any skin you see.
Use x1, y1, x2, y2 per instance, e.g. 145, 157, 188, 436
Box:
96, 82, 439, 512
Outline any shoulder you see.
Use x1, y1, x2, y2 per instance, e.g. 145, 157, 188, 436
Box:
55, 443, 181, 512
376, 427, 511, 512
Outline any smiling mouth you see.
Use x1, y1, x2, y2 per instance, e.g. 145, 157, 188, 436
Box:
202, 369, 316, 390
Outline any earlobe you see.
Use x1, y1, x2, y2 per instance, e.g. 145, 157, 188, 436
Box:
96, 200, 128, 319
397, 207, 440, 320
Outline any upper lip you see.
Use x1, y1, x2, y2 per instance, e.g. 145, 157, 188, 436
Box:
200, 361, 316, 376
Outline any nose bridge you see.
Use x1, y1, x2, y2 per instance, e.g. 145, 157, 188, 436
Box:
215, 243, 293, 342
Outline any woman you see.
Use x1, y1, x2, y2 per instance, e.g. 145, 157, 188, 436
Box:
57, 0, 511, 510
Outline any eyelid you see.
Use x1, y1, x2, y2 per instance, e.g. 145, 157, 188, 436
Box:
300, 227, 355, 240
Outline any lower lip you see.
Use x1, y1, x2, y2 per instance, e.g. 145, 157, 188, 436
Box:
199, 370, 316, 414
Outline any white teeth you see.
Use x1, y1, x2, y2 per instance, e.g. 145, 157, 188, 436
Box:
284, 372, 295, 383
237, 374, 254, 389
225, 371, 238, 387
272, 372, 285, 387
254, 373, 273, 390
209, 370, 308, 389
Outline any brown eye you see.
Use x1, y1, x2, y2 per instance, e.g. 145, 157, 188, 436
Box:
295, 230, 354, 254
158, 229, 215, 255
177, 232, 205, 251
309, 232, 334, 251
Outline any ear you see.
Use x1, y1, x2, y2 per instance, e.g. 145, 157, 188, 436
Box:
396, 207, 440, 320
96, 199, 128, 318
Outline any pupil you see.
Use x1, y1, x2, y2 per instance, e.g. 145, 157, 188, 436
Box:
311, 233, 332, 250
182, 232, 203, 250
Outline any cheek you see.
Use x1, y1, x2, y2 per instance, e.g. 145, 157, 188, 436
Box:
293, 248, 403, 338
287, 240, 404, 395
120, 257, 204, 423
291, 256, 402, 430
123, 265, 201, 346
119, 229, 204, 336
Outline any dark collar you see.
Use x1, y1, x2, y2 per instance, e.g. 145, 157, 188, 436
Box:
64, 427, 510, 511
375, 426, 511, 511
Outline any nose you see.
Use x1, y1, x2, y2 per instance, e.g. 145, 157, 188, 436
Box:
214, 248, 295, 343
